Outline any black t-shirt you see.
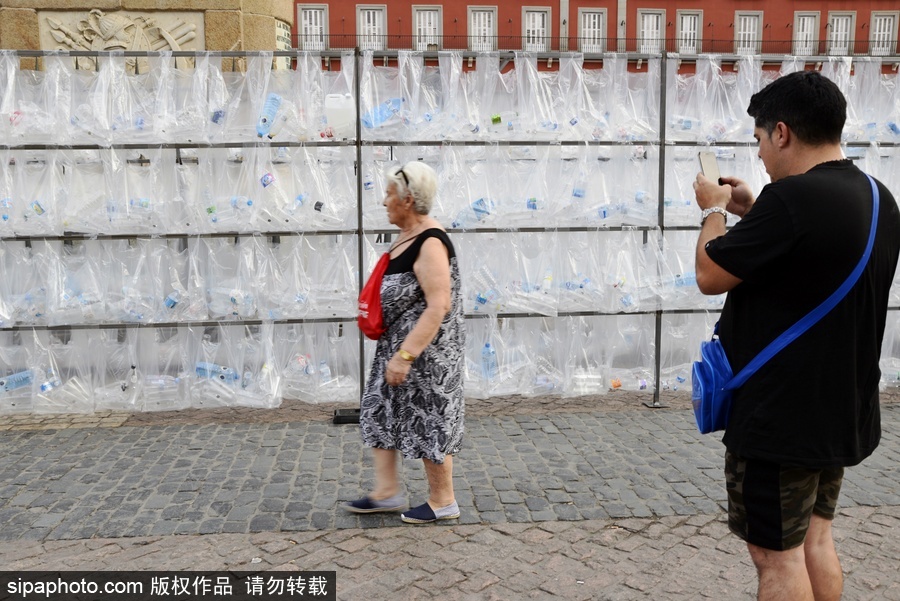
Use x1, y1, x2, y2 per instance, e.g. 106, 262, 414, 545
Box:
706, 160, 900, 468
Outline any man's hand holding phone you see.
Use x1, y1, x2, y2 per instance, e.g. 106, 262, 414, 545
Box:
694, 152, 756, 218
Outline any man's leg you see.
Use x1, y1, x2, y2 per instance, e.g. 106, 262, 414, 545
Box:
725, 451, 834, 601
804, 513, 843, 600
747, 543, 813, 601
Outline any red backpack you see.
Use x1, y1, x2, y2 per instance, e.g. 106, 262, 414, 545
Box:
357, 253, 390, 340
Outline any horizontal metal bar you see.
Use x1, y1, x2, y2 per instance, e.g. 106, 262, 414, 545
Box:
0, 141, 351, 151
0, 230, 358, 242
0, 316, 357, 332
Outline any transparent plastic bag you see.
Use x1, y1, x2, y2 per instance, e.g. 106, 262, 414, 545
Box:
188, 324, 280, 409
276, 322, 358, 404
255, 235, 312, 320
92, 327, 140, 411
199, 237, 258, 320
31, 329, 94, 414
46, 239, 107, 325
10, 149, 63, 236
136, 326, 190, 412
0, 331, 37, 414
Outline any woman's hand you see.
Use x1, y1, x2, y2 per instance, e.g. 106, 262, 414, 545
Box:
385, 353, 413, 386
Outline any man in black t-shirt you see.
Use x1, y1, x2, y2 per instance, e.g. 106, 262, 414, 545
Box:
693, 71, 900, 600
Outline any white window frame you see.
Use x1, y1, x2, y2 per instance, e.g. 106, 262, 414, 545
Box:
523, 7, 551, 52
468, 6, 497, 52
637, 9, 665, 54
298, 5, 328, 51
578, 8, 606, 53
413, 6, 442, 51
793, 12, 820, 56
735, 11, 763, 55
827, 12, 855, 56
676, 10, 702, 54
870, 11, 899, 57
357, 5, 387, 51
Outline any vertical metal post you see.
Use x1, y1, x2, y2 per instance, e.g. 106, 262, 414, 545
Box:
645, 51, 669, 409
335, 47, 366, 424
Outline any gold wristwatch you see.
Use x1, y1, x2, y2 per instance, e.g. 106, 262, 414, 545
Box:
398, 349, 417, 362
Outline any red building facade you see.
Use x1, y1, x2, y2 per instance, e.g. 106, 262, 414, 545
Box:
292, 1, 900, 61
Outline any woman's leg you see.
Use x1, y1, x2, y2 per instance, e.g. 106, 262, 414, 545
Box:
371, 447, 401, 500
422, 454, 455, 508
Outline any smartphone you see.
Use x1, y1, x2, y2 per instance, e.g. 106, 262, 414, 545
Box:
698, 151, 721, 184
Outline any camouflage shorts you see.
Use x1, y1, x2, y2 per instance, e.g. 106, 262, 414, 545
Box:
725, 450, 844, 551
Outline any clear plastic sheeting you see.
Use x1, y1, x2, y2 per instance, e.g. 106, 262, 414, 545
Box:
464, 309, 659, 400
3, 51, 900, 411
667, 54, 760, 144
357, 51, 660, 142
0, 50, 354, 145
659, 312, 719, 395
274, 322, 359, 404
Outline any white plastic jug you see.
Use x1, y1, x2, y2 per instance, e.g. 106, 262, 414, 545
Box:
324, 94, 355, 138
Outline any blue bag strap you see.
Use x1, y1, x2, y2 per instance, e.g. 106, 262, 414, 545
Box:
724, 173, 880, 391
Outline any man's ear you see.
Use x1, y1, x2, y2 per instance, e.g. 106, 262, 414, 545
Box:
774, 121, 791, 148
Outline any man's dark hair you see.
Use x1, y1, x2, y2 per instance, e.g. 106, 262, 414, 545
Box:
747, 70, 846, 145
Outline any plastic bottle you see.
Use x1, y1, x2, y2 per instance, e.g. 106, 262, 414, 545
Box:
324, 93, 355, 138
361, 97, 404, 129
318, 360, 332, 383
256, 93, 282, 138
143, 375, 180, 402
488, 111, 521, 132
571, 178, 587, 203
164, 290, 181, 309
540, 268, 553, 293
195, 361, 241, 382
451, 198, 492, 229
481, 343, 498, 381
241, 371, 253, 389
1, 369, 34, 393
266, 112, 290, 140
38, 370, 62, 393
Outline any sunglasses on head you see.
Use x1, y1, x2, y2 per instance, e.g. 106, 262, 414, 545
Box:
396, 167, 410, 187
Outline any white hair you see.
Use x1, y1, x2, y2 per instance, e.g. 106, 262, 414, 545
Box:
385, 161, 437, 215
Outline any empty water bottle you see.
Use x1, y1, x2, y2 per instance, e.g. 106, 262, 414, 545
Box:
143, 375, 180, 402
451, 198, 492, 229
318, 360, 332, 383
1, 369, 34, 393
256, 93, 283, 138
39, 370, 62, 393
361, 97, 404, 129
195, 361, 241, 382
164, 290, 181, 309
481, 343, 498, 381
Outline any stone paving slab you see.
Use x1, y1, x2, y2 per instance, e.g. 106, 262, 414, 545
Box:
1, 507, 898, 600
0, 407, 898, 541
0, 399, 898, 600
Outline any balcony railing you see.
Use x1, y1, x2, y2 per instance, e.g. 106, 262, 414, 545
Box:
294, 34, 899, 58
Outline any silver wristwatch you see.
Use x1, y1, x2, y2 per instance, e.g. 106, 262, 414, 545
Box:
700, 206, 728, 225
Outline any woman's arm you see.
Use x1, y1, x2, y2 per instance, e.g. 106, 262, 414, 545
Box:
384, 237, 452, 386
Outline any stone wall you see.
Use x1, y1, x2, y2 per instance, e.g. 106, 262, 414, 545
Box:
0, 1, 293, 55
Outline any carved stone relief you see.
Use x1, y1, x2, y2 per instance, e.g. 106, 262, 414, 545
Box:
39, 10, 204, 71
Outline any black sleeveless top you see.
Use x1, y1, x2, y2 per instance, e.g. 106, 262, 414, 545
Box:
385, 228, 456, 275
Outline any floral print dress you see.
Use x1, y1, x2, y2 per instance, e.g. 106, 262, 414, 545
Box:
359, 229, 465, 463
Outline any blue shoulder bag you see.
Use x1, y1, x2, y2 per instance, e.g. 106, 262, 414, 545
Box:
692, 174, 880, 434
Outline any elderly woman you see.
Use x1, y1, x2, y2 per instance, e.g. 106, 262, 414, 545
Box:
344, 161, 465, 524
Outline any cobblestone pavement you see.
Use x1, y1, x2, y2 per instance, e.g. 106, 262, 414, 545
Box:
0, 393, 898, 600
